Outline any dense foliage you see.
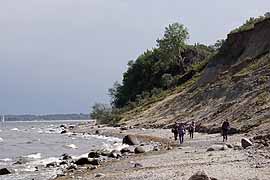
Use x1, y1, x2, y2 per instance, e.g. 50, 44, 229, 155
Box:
109, 23, 214, 108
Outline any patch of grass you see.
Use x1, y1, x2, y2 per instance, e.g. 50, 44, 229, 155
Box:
235, 55, 270, 76
230, 16, 270, 34
256, 91, 270, 106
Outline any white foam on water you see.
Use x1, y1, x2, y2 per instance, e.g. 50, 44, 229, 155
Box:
24, 153, 42, 159
38, 130, 43, 133
0, 158, 12, 162
87, 134, 122, 142
0, 137, 3, 142
64, 144, 78, 149
22, 165, 38, 172
72, 153, 89, 160
101, 142, 129, 152
11, 128, 19, 131
30, 157, 61, 166
66, 132, 73, 136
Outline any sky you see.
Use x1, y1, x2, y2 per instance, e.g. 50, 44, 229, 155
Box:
0, 0, 269, 114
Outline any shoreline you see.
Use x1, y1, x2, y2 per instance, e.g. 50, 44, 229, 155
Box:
54, 123, 270, 180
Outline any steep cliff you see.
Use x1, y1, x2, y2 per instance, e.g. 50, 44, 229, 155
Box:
122, 18, 270, 135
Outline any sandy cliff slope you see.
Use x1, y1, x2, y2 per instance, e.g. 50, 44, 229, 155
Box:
122, 19, 270, 135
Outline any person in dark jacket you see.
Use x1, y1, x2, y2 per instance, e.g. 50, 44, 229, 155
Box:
221, 119, 230, 142
178, 123, 186, 144
188, 121, 196, 139
171, 122, 179, 141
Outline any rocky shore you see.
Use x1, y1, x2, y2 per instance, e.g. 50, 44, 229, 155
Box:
51, 123, 270, 180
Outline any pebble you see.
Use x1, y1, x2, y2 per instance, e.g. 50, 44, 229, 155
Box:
95, 173, 105, 177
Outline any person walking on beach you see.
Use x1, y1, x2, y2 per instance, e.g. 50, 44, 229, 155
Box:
178, 123, 186, 144
221, 119, 230, 142
188, 121, 196, 139
171, 122, 179, 141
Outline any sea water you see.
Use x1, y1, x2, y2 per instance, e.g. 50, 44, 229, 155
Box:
0, 121, 125, 180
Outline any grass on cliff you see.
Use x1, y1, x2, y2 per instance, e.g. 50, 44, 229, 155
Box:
235, 54, 270, 77
230, 15, 270, 34
120, 73, 202, 121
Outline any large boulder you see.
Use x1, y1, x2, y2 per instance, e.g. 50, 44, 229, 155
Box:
88, 151, 101, 158
188, 171, 210, 180
241, 138, 253, 149
89, 159, 101, 166
74, 158, 92, 166
75, 157, 101, 166
134, 146, 146, 154
0, 168, 11, 175
122, 135, 139, 145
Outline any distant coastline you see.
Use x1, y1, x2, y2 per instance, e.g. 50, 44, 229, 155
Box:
2, 114, 90, 121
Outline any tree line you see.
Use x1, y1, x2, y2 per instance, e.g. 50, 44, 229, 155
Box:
91, 22, 216, 124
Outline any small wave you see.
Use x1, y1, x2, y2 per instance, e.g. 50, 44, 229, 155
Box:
0, 137, 3, 142
30, 157, 60, 166
24, 153, 42, 159
44, 128, 62, 134
0, 158, 12, 162
64, 144, 78, 149
102, 142, 129, 152
11, 128, 19, 131
22, 165, 38, 172
72, 153, 88, 160
85, 134, 122, 142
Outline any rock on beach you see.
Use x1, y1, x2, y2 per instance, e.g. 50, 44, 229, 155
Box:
122, 135, 139, 145
188, 170, 211, 180
241, 138, 253, 149
0, 168, 11, 175
134, 146, 146, 154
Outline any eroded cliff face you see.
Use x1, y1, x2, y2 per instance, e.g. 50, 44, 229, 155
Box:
123, 19, 270, 135
199, 18, 270, 86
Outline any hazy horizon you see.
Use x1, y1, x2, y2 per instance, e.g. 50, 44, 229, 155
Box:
1, 1, 270, 114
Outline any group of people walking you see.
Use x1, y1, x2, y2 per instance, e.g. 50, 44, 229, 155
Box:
171, 120, 230, 144
171, 121, 196, 144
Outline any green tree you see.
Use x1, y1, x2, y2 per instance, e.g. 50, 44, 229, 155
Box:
108, 81, 121, 107
108, 23, 212, 109
210, 39, 225, 51
157, 23, 189, 73
90, 103, 112, 124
